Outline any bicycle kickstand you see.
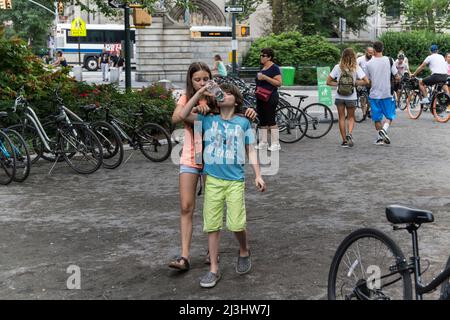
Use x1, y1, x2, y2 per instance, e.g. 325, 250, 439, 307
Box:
48, 154, 62, 175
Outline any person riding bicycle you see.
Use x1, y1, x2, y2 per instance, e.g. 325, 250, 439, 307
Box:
412, 45, 449, 105
394, 53, 410, 101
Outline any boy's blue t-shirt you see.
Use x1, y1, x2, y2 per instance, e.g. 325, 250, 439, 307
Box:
197, 114, 255, 181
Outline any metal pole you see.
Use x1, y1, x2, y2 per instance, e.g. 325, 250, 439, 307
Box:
78, 36, 81, 65
231, 0, 237, 76
124, 4, 131, 92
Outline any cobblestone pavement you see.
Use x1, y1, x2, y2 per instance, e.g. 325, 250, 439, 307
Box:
1, 109, 450, 300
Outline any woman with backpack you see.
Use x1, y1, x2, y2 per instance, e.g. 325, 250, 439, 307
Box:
326, 48, 369, 148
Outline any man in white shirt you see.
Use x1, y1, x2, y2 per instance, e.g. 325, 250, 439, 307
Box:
412, 45, 449, 104
357, 47, 374, 75
366, 41, 399, 146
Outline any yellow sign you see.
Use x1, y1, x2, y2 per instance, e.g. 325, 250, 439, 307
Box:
71, 17, 86, 37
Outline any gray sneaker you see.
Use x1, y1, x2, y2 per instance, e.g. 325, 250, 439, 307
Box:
236, 251, 252, 274
199, 271, 221, 288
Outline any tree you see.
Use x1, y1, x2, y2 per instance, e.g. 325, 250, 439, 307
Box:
0, 0, 54, 53
380, 0, 450, 32
268, 0, 376, 37
403, 0, 450, 32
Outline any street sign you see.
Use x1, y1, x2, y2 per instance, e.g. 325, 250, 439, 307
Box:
108, 0, 123, 9
339, 17, 346, 33
71, 17, 86, 37
225, 6, 244, 13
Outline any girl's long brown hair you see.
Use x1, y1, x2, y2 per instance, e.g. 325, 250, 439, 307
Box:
339, 48, 357, 72
185, 62, 216, 110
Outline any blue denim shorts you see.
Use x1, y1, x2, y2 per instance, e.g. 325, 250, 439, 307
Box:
179, 165, 202, 175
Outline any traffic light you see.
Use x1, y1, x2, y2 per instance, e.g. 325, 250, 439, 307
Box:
57, 1, 63, 15
240, 25, 250, 37
5, 0, 12, 10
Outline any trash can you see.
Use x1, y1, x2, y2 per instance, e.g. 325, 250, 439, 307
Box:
72, 65, 83, 82
110, 67, 120, 84
280, 66, 295, 86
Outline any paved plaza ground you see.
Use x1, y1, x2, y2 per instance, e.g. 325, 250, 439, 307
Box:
1, 104, 450, 300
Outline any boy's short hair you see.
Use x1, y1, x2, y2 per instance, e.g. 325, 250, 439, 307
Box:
373, 41, 384, 53
219, 83, 243, 113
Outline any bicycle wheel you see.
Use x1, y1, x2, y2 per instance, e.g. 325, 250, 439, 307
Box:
38, 121, 69, 163
406, 90, 423, 119
439, 256, 450, 300
431, 93, 450, 123
3, 129, 31, 182
91, 121, 124, 169
398, 89, 409, 111
137, 123, 172, 162
303, 103, 334, 139
355, 94, 369, 123
328, 228, 412, 300
8, 124, 42, 164
0, 131, 16, 185
59, 122, 103, 174
275, 105, 308, 143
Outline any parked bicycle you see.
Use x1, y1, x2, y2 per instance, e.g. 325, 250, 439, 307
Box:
278, 92, 334, 139
405, 77, 450, 122
328, 205, 450, 300
0, 111, 31, 183
62, 104, 124, 169
99, 103, 172, 162
0, 124, 16, 185
354, 86, 371, 123
9, 92, 104, 174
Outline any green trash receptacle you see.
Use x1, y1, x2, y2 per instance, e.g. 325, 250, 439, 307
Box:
280, 66, 295, 86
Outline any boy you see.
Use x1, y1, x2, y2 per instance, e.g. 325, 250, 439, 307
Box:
179, 82, 266, 288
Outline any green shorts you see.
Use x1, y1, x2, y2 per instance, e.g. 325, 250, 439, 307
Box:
203, 175, 246, 233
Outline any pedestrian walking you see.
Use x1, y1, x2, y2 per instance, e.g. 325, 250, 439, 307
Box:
366, 41, 399, 146
327, 48, 369, 148
212, 54, 227, 77
178, 82, 266, 288
111, 50, 124, 82
99, 49, 110, 82
356, 46, 374, 75
255, 48, 282, 151
169, 62, 256, 272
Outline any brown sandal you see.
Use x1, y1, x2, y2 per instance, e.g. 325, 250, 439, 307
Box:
169, 256, 190, 271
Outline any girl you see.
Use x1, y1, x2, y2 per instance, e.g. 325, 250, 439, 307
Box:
169, 62, 255, 271
327, 48, 369, 148
212, 54, 227, 77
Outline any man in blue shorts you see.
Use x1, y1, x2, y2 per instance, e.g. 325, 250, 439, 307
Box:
366, 41, 399, 145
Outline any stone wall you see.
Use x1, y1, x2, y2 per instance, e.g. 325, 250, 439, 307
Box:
135, 11, 253, 84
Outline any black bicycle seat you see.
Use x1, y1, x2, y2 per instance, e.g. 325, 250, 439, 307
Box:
386, 205, 434, 225
294, 95, 309, 99
0, 111, 8, 118
80, 104, 97, 112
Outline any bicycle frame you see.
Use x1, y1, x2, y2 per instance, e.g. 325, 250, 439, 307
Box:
402, 224, 450, 299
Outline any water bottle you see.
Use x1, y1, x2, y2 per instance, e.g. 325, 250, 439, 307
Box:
206, 80, 225, 102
